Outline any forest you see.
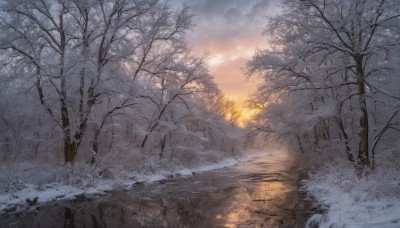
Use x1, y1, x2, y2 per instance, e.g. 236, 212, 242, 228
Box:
246, 0, 400, 226
0, 0, 400, 227
0, 0, 242, 165
0, 0, 248, 216
247, 0, 400, 171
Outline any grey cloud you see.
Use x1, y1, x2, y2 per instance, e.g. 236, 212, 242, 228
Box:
183, 0, 274, 45
198, 0, 270, 22
225, 7, 243, 22
201, 0, 230, 16
171, 0, 278, 103
248, 0, 272, 18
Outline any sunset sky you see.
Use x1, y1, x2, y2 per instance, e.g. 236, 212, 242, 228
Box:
173, 0, 280, 123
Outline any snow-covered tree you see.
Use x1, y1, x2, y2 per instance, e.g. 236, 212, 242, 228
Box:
247, 0, 400, 169
0, 0, 243, 165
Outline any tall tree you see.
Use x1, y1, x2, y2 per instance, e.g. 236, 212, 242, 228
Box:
0, 0, 193, 163
140, 53, 218, 152
247, 0, 400, 168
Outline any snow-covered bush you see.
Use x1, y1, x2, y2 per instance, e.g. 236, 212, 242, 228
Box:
304, 153, 400, 227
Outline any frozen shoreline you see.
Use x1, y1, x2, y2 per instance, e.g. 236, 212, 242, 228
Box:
0, 150, 269, 214
303, 163, 400, 228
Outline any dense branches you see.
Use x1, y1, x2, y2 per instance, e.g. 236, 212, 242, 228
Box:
247, 0, 400, 170
0, 0, 241, 164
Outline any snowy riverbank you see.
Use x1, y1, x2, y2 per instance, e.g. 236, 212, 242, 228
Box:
0, 150, 268, 214
303, 162, 400, 228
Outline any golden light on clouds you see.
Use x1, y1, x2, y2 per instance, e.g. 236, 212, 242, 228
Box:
208, 55, 224, 67
173, 0, 281, 126
199, 36, 265, 126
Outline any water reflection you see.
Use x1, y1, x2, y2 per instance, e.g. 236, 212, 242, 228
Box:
0, 152, 312, 228
217, 153, 308, 227
64, 207, 74, 228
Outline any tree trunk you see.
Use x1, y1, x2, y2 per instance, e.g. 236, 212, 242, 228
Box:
142, 122, 159, 148
90, 134, 100, 164
141, 134, 149, 148
336, 118, 354, 162
355, 55, 370, 167
296, 133, 305, 153
160, 134, 167, 158
64, 142, 76, 163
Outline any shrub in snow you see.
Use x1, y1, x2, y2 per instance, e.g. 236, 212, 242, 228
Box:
305, 214, 324, 228
303, 154, 400, 227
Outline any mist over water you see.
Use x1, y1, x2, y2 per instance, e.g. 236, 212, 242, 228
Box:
0, 151, 312, 227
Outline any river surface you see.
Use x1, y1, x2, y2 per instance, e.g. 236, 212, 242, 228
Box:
0, 152, 313, 228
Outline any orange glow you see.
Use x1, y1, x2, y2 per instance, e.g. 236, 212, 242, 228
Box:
238, 106, 260, 127
180, 0, 279, 127
221, 179, 291, 227
192, 37, 266, 126
218, 153, 299, 227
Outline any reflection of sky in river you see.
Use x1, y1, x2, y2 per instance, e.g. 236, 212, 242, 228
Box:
220, 151, 299, 226
0, 151, 309, 227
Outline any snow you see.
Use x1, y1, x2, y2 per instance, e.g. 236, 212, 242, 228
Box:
304, 162, 400, 228
175, 158, 240, 176
0, 150, 266, 214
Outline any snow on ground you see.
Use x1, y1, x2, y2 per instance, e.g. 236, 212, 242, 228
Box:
303, 162, 400, 228
0, 150, 269, 214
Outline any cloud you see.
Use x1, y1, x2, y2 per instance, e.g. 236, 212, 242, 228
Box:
187, 0, 273, 44
171, 0, 280, 121
210, 53, 259, 100
176, 0, 278, 97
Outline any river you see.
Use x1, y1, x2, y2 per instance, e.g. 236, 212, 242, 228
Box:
0, 151, 313, 227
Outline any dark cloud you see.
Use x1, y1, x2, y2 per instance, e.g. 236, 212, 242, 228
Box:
248, 0, 273, 19
173, 0, 280, 56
